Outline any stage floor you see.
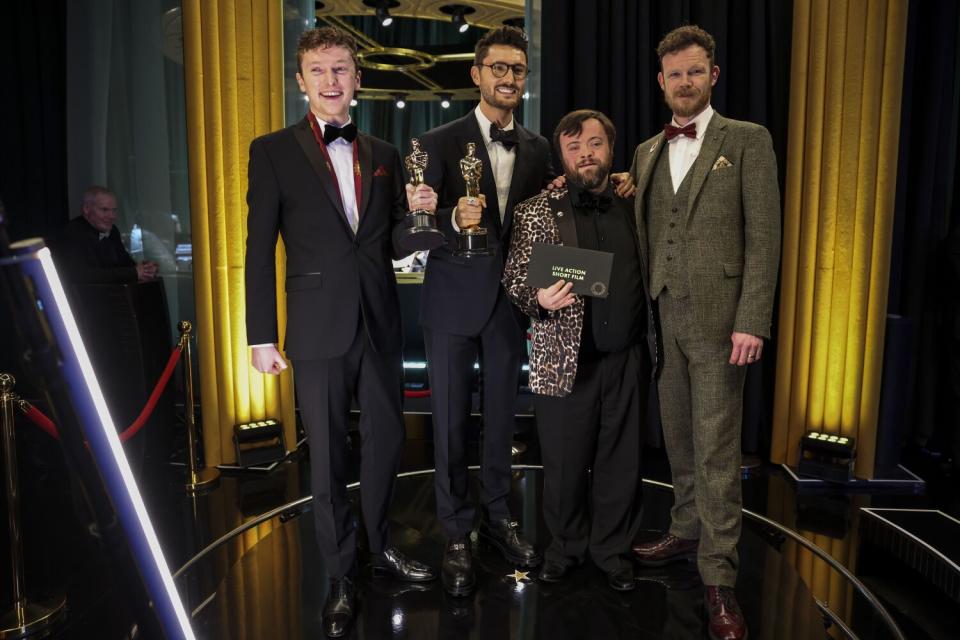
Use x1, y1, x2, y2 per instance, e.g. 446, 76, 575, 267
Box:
179, 468, 838, 639
22, 421, 944, 639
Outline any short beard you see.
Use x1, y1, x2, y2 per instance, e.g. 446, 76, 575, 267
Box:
565, 157, 612, 192
481, 84, 520, 112
666, 86, 711, 119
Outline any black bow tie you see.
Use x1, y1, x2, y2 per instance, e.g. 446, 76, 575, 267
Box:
489, 124, 518, 150
573, 191, 613, 211
323, 122, 357, 145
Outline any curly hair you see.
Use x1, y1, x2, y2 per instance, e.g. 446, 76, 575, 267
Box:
656, 25, 716, 66
296, 26, 359, 73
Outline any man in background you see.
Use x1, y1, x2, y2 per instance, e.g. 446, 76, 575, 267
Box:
55, 185, 158, 284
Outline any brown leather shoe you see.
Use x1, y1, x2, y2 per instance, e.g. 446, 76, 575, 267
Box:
631, 533, 698, 566
705, 585, 747, 640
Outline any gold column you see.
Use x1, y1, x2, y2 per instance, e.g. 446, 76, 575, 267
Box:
772, 0, 909, 478
181, 0, 295, 464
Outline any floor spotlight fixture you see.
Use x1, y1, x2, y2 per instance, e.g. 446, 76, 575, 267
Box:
798, 430, 857, 482
440, 5, 476, 34
437, 93, 452, 109
394, 94, 406, 109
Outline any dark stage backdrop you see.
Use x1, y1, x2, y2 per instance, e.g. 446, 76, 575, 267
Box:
889, 0, 960, 456
0, 1, 67, 243
540, 0, 792, 177
540, 0, 793, 454
0, 1, 67, 395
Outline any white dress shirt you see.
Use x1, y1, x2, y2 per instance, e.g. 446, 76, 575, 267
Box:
452, 105, 517, 231
667, 104, 715, 193
316, 116, 360, 233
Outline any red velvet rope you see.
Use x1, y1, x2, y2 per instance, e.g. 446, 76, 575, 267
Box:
19, 344, 183, 443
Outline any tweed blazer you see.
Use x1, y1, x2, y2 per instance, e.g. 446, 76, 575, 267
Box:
629, 112, 781, 339
503, 187, 657, 397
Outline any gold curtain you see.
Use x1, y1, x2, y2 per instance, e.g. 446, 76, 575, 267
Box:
772, 0, 909, 478
182, 0, 295, 465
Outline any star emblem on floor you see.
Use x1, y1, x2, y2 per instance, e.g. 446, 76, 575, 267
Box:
506, 569, 531, 584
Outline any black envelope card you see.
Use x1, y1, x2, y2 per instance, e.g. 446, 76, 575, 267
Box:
527, 242, 614, 298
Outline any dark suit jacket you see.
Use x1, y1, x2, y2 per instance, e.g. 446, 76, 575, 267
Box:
54, 216, 138, 284
503, 187, 657, 396
417, 111, 554, 336
245, 117, 409, 360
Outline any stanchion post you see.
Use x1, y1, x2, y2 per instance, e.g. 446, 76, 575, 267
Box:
0, 373, 65, 638
178, 322, 219, 493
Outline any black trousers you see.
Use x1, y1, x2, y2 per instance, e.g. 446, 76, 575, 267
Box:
293, 324, 405, 579
425, 291, 524, 538
533, 344, 647, 573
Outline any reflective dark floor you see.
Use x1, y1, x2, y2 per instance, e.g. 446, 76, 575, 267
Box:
10, 415, 958, 639
181, 469, 834, 639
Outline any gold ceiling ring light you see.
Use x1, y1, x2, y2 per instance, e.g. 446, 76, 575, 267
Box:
314, 2, 524, 104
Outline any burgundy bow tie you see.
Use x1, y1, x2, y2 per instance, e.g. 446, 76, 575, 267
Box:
664, 122, 697, 141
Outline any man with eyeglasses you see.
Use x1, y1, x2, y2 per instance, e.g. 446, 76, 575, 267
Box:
416, 26, 553, 597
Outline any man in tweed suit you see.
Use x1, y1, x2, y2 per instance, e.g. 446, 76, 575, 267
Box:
629, 26, 781, 640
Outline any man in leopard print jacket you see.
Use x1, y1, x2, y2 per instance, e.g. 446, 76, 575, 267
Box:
503, 110, 656, 591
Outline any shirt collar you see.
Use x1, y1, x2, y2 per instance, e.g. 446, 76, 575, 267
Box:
474, 104, 514, 146
670, 104, 714, 142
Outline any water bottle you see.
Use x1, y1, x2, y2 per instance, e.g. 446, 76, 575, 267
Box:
130, 223, 144, 260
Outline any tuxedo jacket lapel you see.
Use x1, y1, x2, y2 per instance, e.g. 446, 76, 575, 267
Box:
293, 117, 353, 235
357, 133, 373, 226
552, 193, 578, 248
683, 115, 728, 222
503, 125, 536, 237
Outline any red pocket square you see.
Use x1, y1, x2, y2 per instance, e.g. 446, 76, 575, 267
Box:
373, 165, 389, 177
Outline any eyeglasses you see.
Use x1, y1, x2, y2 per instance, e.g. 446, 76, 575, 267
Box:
477, 62, 529, 79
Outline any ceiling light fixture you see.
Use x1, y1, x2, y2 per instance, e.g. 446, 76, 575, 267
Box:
452, 10, 469, 33
440, 5, 476, 34
394, 94, 406, 109
437, 93, 453, 109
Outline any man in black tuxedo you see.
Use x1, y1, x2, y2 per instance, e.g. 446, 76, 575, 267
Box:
244, 27, 436, 638
417, 26, 553, 596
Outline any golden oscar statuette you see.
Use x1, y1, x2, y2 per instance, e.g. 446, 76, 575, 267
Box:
399, 138, 445, 253
455, 142, 494, 257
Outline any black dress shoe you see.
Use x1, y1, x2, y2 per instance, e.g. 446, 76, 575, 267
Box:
538, 560, 570, 583
606, 565, 636, 592
442, 538, 476, 597
322, 575, 355, 638
479, 518, 541, 567
370, 546, 437, 582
